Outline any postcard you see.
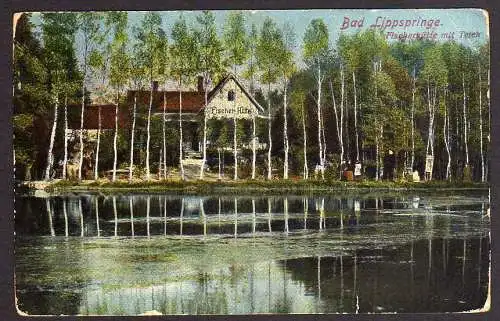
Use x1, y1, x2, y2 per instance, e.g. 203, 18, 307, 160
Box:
13, 8, 490, 315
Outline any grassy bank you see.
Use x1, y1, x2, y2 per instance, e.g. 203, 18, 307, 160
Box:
38, 178, 489, 195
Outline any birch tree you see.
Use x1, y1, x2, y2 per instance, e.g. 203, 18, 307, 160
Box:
443, 88, 451, 180
135, 13, 163, 180
196, 11, 224, 179
290, 87, 308, 179
303, 19, 329, 179
223, 12, 248, 180
41, 13, 78, 181
88, 23, 110, 180
171, 16, 198, 180
279, 22, 296, 179
107, 12, 130, 182
127, 42, 147, 181
77, 13, 101, 180
256, 17, 281, 180
478, 43, 489, 182
244, 23, 259, 179
156, 30, 169, 180
13, 13, 51, 181
328, 70, 343, 176
421, 45, 447, 180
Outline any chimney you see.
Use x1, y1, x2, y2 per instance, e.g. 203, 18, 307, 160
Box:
197, 76, 204, 93
152, 81, 159, 92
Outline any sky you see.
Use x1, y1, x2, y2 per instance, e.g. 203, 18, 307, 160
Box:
29, 9, 488, 51
27, 9, 488, 90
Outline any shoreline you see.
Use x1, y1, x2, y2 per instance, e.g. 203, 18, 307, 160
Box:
18, 179, 490, 195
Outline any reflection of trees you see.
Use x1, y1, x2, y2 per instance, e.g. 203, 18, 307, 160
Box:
46, 198, 55, 236
234, 198, 238, 238
113, 196, 118, 237
16, 192, 491, 314
63, 198, 68, 237
129, 197, 134, 238
95, 197, 100, 237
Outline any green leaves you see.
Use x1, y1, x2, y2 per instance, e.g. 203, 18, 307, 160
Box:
303, 19, 329, 67
171, 15, 199, 82
195, 10, 224, 83
135, 12, 165, 84
421, 45, 447, 87
41, 12, 81, 102
256, 17, 281, 85
277, 22, 296, 79
223, 12, 248, 70
108, 12, 130, 92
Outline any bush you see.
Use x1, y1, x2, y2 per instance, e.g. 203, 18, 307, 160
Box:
324, 166, 340, 182
463, 165, 472, 182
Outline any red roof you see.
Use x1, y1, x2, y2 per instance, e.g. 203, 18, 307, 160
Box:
127, 90, 206, 114
68, 104, 130, 130
125, 74, 264, 115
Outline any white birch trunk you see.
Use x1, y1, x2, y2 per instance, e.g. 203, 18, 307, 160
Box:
283, 78, 289, 179
426, 80, 432, 156
321, 102, 327, 174
317, 66, 324, 179
233, 73, 238, 181
301, 101, 308, 180
424, 80, 435, 181
330, 80, 342, 177
444, 89, 451, 180
486, 69, 490, 180
267, 82, 272, 180
431, 88, 436, 161
44, 95, 59, 181
128, 94, 137, 182
340, 66, 345, 166
163, 90, 167, 180
112, 98, 119, 182
62, 95, 68, 179
479, 63, 485, 182
375, 134, 379, 181
78, 84, 85, 181
200, 78, 208, 179
411, 68, 416, 170
178, 79, 185, 181
78, 46, 89, 181
146, 84, 153, 180
463, 73, 469, 167
233, 116, 238, 180
94, 105, 101, 180
252, 116, 256, 179
353, 71, 359, 163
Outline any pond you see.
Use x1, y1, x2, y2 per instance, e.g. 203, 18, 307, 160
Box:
15, 190, 490, 315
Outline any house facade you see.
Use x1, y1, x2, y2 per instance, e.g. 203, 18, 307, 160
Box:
125, 73, 266, 155
67, 74, 266, 176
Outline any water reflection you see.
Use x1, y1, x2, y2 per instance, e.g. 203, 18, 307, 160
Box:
15, 191, 490, 315
17, 193, 491, 239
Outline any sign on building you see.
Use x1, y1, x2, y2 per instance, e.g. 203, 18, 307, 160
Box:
205, 76, 263, 120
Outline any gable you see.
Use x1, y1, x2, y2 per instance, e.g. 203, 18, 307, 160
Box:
205, 75, 264, 120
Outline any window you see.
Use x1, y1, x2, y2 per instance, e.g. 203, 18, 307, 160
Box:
228, 90, 235, 101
